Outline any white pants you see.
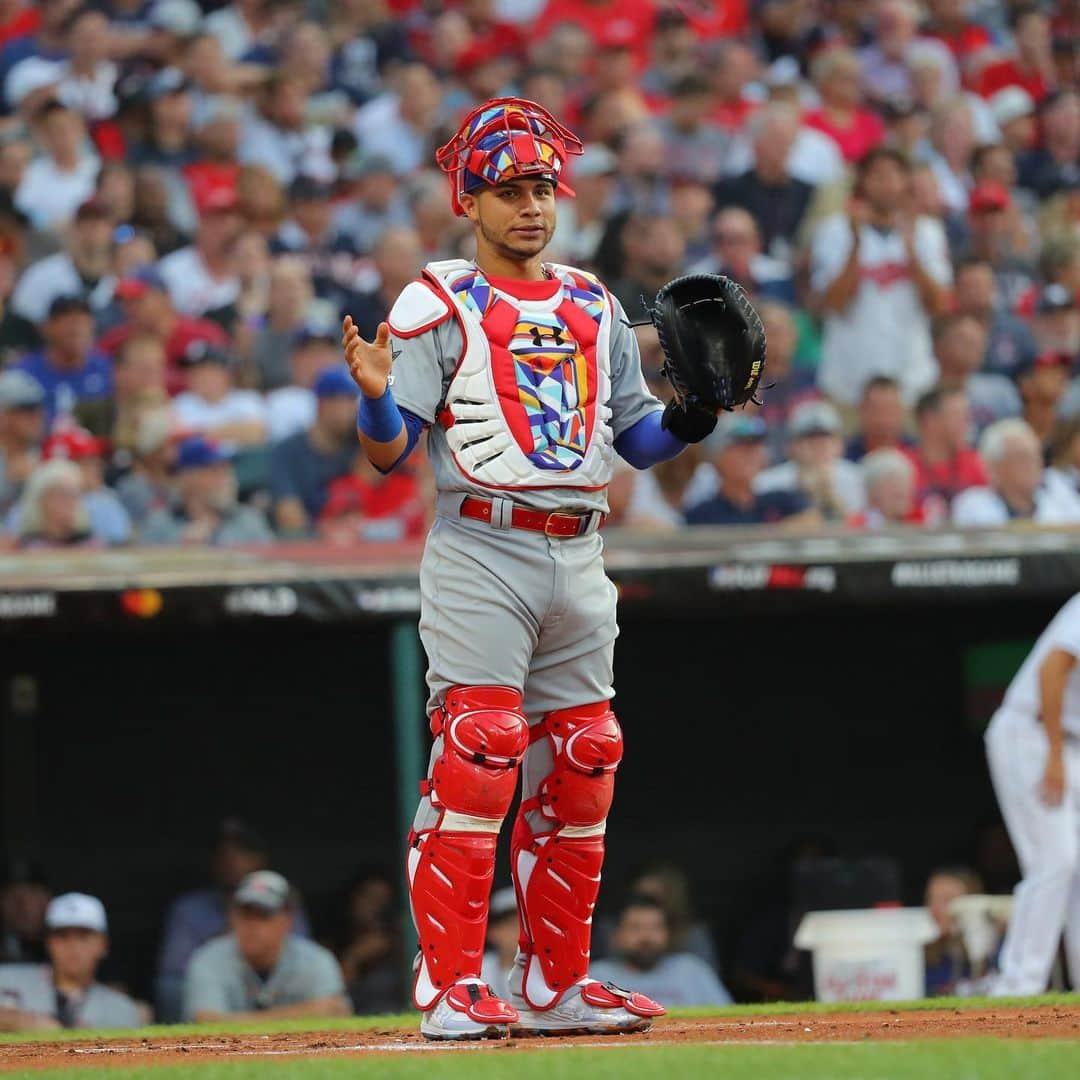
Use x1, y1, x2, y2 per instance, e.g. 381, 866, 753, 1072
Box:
985, 707, 1080, 994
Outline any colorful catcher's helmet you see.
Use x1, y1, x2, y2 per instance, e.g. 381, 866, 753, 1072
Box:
435, 97, 584, 217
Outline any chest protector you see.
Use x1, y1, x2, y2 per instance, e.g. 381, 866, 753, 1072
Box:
424, 258, 615, 491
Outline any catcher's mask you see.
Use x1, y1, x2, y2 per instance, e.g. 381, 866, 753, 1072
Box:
435, 97, 583, 217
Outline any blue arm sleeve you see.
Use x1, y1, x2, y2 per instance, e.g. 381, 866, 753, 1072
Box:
357, 388, 427, 473
613, 409, 686, 470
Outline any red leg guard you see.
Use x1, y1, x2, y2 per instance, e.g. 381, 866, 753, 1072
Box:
511, 701, 623, 1010
407, 686, 529, 1010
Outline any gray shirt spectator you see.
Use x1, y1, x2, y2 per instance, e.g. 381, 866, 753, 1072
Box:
182, 871, 348, 1022
0, 893, 142, 1032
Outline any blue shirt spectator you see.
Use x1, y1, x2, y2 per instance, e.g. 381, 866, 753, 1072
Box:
14, 297, 113, 427
270, 368, 360, 535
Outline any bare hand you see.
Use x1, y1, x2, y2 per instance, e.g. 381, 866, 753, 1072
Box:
847, 198, 870, 234
1040, 751, 1066, 807
343, 316, 394, 399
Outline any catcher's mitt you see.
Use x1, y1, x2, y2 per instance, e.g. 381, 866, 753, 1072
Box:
643, 274, 767, 443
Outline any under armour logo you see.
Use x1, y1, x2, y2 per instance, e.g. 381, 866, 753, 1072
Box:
529, 326, 565, 348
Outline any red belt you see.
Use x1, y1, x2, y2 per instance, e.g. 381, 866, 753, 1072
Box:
459, 496, 605, 538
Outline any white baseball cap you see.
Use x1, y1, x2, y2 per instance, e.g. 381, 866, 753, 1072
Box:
45, 893, 108, 934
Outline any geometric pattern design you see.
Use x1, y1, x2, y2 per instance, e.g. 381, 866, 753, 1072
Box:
448, 265, 609, 472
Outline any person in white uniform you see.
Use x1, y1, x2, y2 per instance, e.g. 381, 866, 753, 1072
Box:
986, 593, 1080, 994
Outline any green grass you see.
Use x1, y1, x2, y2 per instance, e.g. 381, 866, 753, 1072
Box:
7, 1041, 1080, 1080
0, 992, 1074, 1046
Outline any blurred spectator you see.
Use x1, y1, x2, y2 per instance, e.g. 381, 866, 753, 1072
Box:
925, 98, 978, 216
269, 367, 359, 536
964, 182, 1037, 310
924, 867, 983, 997
754, 300, 820, 458
114, 407, 181, 528
933, 313, 1022, 433
272, 176, 362, 314
1031, 283, 1080, 359
158, 187, 242, 319
707, 39, 759, 133
1047, 417, 1080, 498
952, 418, 1080, 526
205, 0, 269, 61
352, 62, 442, 178
156, 820, 313, 1023
905, 387, 988, 521
130, 69, 194, 169
266, 321, 340, 443
9, 459, 102, 549
656, 75, 729, 186
989, 87, 1038, 158
686, 415, 817, 528
714, 103, 812, 261
243, 257, 315, 391
183, 871, 348, 1023
172, 343, 266, 447
812, 147, 951, 407
318, 450, 427, 545
757, 401, 866, 522
0, 894, 141, 1031
1019, 90, 1080, 201
9, 196, 113, 325
479, 887, 518, 1005
332, 154, 412, 255
640, 10, 699, 98
689, 208, 795, 304
0, 860, 51, 966
141, 436, 272, 546
624, 446, 703, 530
847, 448, 924, 528
803, 47, 885, 164
14, 99, 99, 231
14, 296, 112, 426
75, 333, 168, 452
953, 257, 1038, 376
609, 213, 685, 316
0, 369, 44, 516
348, 226, 424, 340
610, 124, 671, 216
549, 143, 616, 266
24, 428, 132, 546
1014, 351, 1073, 451
617, 863, 718, 968
977, 5, 1054, 104
330, 867, 405, 1016
101, 265, 229, 396
589, 895, 731, 1007
239, 73, 335, 187
858, 0, 955, 106
844, 376, 912, 463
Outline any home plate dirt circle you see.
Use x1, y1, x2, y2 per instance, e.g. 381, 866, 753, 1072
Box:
1, 1007, 1078, 1072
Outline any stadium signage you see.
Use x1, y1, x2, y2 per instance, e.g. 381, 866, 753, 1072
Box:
355, 586, 423, 613
890, 559, 1021, 588
224, 586, 299, 616
708, 564, 836, 592
0, 592, 56, 618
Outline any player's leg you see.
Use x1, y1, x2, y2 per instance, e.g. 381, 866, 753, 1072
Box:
987, 710, 1079, 995
508, 536, 665, 1034
1057, 741, 1080, 988
408, 520, 537, 1039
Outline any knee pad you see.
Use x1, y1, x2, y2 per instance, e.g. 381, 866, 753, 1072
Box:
427, 685, 529, 820
536, 701, 623, 827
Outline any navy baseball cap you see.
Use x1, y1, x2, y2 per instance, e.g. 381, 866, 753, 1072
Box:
314, 367, 360, 399
115, 265, 167, 300
175, 436, 230, 471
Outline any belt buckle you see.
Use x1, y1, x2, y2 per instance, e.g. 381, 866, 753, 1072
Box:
544, 512, 581, 537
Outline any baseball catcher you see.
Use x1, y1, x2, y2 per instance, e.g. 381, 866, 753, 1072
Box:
342, 97, 765, 1041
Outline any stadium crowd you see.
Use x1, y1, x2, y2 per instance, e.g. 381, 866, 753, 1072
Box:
0, 822, 1009, 1028
0, 0, 1076, 546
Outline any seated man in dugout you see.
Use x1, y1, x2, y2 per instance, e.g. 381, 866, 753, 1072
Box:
0, 893, 144, 1031
183, 871, 350, 1022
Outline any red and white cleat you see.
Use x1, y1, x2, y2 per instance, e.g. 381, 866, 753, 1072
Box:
420, 981, 519, 1041
510, 979, 665, 1037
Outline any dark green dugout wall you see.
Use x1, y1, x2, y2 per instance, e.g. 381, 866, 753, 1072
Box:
0, 594, 1061, 1000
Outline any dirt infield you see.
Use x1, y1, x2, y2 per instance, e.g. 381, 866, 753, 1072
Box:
0, 1005, 1077, 1072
